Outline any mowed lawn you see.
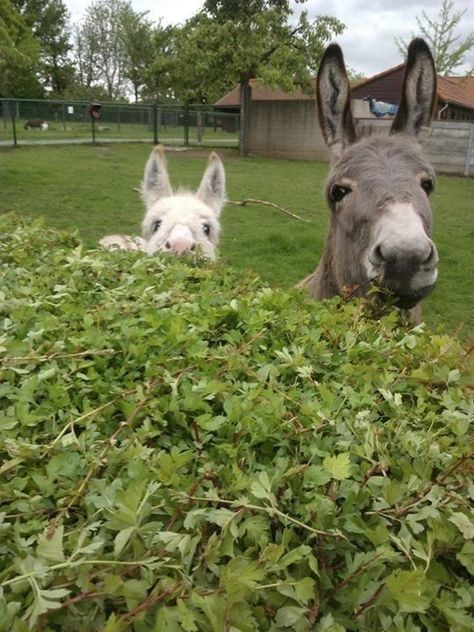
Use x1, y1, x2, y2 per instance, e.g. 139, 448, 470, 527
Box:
1, 143, 473, 335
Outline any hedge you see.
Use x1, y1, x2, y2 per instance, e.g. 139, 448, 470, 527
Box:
0, 215, 472, 631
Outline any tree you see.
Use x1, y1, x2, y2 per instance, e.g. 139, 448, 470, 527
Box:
119, 7, 154, 102
74, 0, 129, 100
0, 0, 42, 97
395, 0, 474, 76
176, 0, 345, 155
12, 0, 73, 94
141, 25, 176, 102
73, 0, 157, 101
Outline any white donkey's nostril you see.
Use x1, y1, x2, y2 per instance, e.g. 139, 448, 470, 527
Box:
164, 224, 196, 255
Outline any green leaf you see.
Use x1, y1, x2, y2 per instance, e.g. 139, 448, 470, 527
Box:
323, 453, 351, 480
220, 558, 265, 601
449, 512, 474, 539
37, 526, 65, 563
316, 613, 346, 631
103, 613, 125, 632
275, 606, 307, 627
114, 526, 136, 557
177, 599, 198, 632
386, 569, 430, 613
250, 471, 273, 500
457, 541, 474, 574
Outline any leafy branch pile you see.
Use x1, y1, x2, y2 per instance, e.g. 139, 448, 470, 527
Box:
0, 215, 472, 631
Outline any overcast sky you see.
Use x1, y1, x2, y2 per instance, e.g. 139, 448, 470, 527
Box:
64, 0, 474, 76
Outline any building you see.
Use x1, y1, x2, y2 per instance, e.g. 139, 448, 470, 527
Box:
351, 66, 474, 122
215, 69, 474, 174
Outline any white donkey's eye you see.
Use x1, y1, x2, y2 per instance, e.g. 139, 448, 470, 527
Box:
202, 222, 211, 236
152, 220, 162, 233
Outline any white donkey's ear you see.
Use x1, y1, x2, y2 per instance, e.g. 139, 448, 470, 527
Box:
141, 145, 173, 208
196, 152, 226, 216
391, 38, 436, 136
317, 43, 356, 156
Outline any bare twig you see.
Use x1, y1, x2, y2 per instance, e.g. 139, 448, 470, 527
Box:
394, 452, 472, 518
228, 198, 311, 222
354, 582, 385, 618
182, 493, 346, 539
116, 580, 184, 624
2, 348, 119, 366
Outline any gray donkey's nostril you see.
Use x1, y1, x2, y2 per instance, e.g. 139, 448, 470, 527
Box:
374, 245, 383, 262
422, 242, 436, 265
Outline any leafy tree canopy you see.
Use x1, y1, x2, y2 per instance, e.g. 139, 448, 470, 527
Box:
0, 0, 42, 97
12, 0, 73, 94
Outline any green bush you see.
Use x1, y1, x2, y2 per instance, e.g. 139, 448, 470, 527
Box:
0, 215, 472, 631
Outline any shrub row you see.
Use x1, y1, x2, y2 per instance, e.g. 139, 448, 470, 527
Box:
0, 215, 472, 631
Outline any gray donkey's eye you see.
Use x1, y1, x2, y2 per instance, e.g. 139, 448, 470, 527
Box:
331, 185, 351, 203
420, 179, 434, 195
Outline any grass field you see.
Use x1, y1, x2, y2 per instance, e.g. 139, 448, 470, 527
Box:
1, 143, 473, 335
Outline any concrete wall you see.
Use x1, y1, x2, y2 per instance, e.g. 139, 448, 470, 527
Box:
248, 100, 474, 176
248, 100, 329, 160
356, 118, 474, 176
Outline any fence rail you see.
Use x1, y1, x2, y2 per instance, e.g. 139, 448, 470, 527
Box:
0, 98, 240, 149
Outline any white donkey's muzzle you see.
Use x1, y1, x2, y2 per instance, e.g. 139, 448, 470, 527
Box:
163, 224, 196, 255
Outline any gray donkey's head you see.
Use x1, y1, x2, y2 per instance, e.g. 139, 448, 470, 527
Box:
301, 39, 438, 317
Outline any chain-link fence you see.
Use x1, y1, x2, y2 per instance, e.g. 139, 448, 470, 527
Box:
0, 99, 240, 149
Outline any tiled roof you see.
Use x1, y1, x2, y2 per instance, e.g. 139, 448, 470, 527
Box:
215, 78, 315, 107
216, 70, 474, 111
437, 76, 474, 110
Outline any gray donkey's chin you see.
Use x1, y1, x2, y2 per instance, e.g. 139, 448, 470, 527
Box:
392, 283, 437, 309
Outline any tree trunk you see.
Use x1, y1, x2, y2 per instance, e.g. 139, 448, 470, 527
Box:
239, 80, 252, 157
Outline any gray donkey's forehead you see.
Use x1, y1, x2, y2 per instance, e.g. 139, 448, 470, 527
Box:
331, 136, 435, 184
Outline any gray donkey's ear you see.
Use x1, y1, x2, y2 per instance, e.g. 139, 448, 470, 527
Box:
391, 38, 437, 136
141, 145, 173, 208
196, 152, 226, 216
317, 43, 356, 156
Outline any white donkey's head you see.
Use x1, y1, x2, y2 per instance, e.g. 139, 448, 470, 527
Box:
140, 146, 226, 260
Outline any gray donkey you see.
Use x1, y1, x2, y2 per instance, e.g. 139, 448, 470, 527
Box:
299, 39, 439, 322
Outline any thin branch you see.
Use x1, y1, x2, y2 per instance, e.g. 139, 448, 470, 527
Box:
116, 580, 185, 624
228, 198, 311, 222
182, 493, 346, 539
354, 582, 385, 618
2, 348, 120, 366
394, 452, 472, 518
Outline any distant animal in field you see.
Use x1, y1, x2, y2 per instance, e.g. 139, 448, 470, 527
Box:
99, 145, 226, 260
24, 119, 49, 131
363, 95, 399, 117
299, 38, 438, 323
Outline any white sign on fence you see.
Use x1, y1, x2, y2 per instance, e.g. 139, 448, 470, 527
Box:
67, 106, 74, 115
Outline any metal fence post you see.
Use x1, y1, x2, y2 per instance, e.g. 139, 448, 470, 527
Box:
91, 115, 96, 144
464, 124, 474, 177
11, 100, 18, 148
184, 104, 189, 146
153, 103, 158, 144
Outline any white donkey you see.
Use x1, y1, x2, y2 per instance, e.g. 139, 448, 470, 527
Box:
100, 145, 226, 260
